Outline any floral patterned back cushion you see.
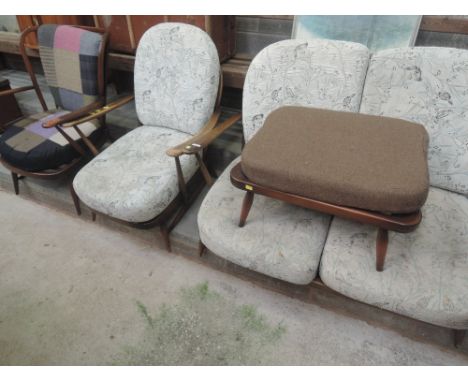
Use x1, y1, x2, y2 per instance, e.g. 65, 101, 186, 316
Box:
360, 47, 468, 196
134, 23, 220, 135
242, 39, 370, 142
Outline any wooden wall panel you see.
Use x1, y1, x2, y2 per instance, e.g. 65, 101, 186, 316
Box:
96, 15, 235, 62
16, 15, 95, 48
420, 16, 468, 34
16, 16, 37, 46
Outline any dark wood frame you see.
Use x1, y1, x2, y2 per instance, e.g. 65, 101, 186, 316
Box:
230, 162, 422, 272
0, 24, 115, 196
70, 69, 242, 252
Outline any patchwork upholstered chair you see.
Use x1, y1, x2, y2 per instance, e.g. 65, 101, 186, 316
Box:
0, 24, 118, 195
319, 47, 468, 346
72, 23, 240, 251
197, 39, 370, 285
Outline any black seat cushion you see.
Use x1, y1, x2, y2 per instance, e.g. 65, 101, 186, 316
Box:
0, 110, 102, 172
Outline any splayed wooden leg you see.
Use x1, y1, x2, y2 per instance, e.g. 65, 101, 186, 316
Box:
239, 191, 254, 227
69, 183, 81, 215
198, 241, 206, 257
376, 228, 388, 272
11, 172, 19, 195
160, 225, 171, 252
454, 329, 466, 348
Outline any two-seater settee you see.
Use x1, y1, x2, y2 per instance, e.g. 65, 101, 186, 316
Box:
197, 39, 468, 346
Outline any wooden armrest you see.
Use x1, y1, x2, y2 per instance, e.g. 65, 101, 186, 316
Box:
166, 112, 241, 157
42, 100, 105, 128
0, 85, 35, 97
61, 95, 135, 127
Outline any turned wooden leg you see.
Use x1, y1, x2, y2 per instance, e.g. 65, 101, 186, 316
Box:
454, 329, 466, 348
376, 228, 389, 272
239, 191, 254, 228
69, 183, 81, 216
198, 241, 206, 257
160, 225, 172, 253
195, 152, 213, 187
11, 172, 19, 195
91, 212, 96, 222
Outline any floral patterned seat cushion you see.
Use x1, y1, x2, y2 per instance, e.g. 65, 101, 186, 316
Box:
73, 126, 198, 223
74, 23, 220, 222
198, 158, 331, 285
360, 47, 468, 196
134, 23, 220, 136
242, 38, 370, 142
319, 188, 468, 329
198, 38, 371, 283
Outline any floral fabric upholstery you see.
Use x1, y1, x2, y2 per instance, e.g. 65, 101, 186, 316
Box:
242, 38, 370, 142
38, 24, 104, 111
198, 38, 371, 284
320, 187, 468, 329
198, 158, 331, 285
73, 126, 198, 223
134, 23, 220, 135
360, 47, 468, 195
74, 23, 220, 223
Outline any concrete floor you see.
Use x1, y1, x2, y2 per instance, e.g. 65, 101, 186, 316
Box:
1, 190, 467, 365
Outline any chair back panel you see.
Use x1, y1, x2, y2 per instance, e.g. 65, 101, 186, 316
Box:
38, 24, 104, 111
134, 23, 220, 135
360, 47, 468, 195
242, 39, 370, 142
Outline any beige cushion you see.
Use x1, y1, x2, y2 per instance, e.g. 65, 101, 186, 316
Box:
241, 106, 430, 214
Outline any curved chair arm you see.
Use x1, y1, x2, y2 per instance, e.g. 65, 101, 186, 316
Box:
166, 112, 241, 158
42, 100, 105, 128
58, 95, 135, 128
39, 94, 134, 129
0, 85, 35, 97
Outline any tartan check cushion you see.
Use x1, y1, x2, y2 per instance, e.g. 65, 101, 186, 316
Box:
0, 110, 101, 172
38, 24, 103, 111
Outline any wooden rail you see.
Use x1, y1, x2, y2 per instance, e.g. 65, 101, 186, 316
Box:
2, 16, 468, 90
420, 16, 468, 34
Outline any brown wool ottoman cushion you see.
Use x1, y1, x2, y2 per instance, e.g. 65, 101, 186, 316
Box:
241, 106, 430, 214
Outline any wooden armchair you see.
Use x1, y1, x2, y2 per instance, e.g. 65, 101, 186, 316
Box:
0, 24, 114, 195
72, 23, 240, 252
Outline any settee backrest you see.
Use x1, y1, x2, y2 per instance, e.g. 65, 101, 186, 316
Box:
242, 39, 370, 142
360, 47, 468, 196
134, 23, 220, 135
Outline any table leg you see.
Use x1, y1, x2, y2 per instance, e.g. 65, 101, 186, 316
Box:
239, 191, 254, 227
454, 329, 466, 348
376, 228, 388, 272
